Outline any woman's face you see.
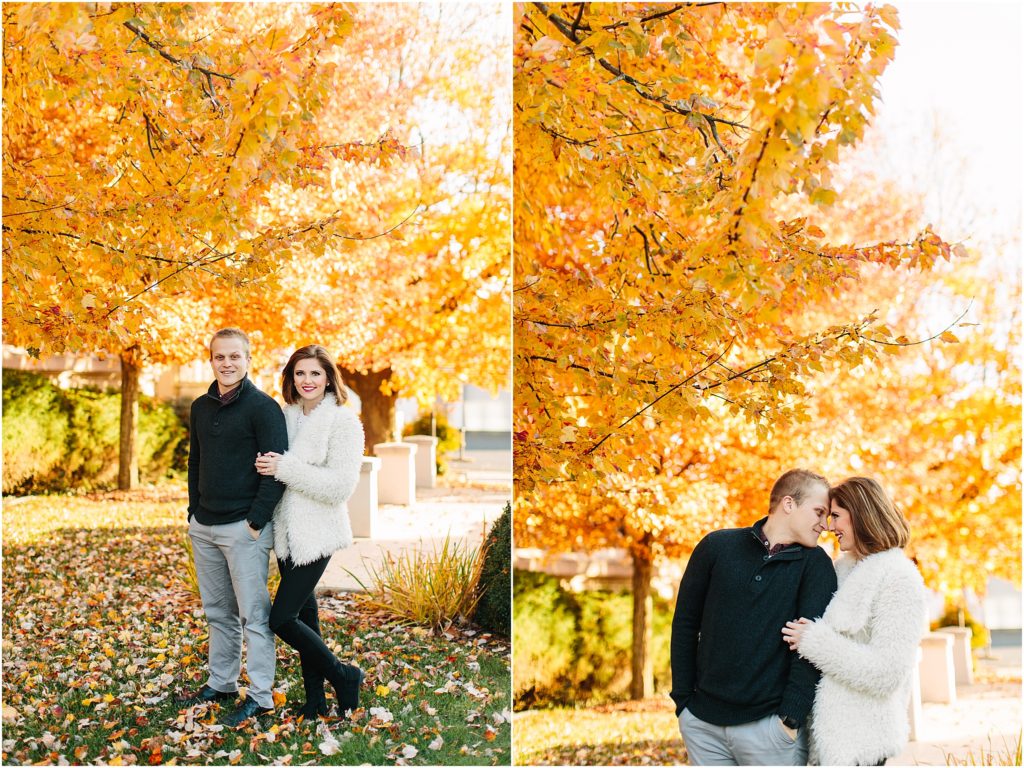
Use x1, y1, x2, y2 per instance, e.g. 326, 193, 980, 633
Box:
828, 500, 858, 554
293, 357, 328, 406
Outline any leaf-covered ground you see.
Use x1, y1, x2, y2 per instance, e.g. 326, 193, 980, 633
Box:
2, 492, 511, 766
513, 699, 687, 766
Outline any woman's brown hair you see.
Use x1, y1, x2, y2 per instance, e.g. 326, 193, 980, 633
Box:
281, 345, 347, 406
830, 477, 910, 555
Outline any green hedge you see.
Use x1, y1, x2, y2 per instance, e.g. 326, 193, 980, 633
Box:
473, 503, 511, 636
2, 370, 188, 493
2, 370, 69, 493
513, 569, 674, 709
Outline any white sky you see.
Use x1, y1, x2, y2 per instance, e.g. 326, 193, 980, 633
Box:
874, 2, 1023, 249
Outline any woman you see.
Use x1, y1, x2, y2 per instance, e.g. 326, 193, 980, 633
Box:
255, 345, 365, 720
781, 477, 926, 766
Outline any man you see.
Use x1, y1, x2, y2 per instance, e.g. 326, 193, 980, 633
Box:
670, 468, 838, 765
182, 328, 287, 727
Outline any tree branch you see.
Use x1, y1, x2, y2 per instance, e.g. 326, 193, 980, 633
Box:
514, 277, 543, 293
864, 303, 973, 347
332, 204, 423, 242
568, 4, 723, 33
1, 200, 76, 218
583, 339, 736, 455
522, 309, 948, 458
2, 224, 126, 255
101, 237, 234, 319
532, 2, 749, 155
635, 225, 660, 276
123, 21, 235, 82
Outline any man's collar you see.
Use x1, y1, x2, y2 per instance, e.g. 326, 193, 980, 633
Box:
218, 380, 243, 397
751, 517, 803, 557
207, 377, 248, 403
757, 525, 788, 557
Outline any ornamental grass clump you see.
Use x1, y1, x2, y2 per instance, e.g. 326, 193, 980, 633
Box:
351, 533, 486, 633
945, 732, 1022, 766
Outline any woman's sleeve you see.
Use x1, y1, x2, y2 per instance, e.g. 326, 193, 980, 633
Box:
273, 411, 365, 506
797, 569, 925, 697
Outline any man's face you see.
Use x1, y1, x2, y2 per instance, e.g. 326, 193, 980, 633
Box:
788, 483, 830, 547
210, 337, 249, 391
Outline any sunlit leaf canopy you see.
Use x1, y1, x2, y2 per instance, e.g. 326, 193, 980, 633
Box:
3, 2, 511, 405
513, 2, 1019, 596
514, 2, 954, 486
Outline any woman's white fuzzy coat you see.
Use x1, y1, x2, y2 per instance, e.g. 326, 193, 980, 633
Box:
271, 393, 364, 566
799, 548, 927, 766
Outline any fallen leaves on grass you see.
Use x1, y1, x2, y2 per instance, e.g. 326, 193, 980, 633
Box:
3, 494, 511, 765
513, 698, 689, 766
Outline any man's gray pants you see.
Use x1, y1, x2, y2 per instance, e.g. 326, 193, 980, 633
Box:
679, 708, 809, 765
188, 518, 276, 709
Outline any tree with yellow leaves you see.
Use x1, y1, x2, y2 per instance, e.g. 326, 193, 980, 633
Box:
514, 2, 957, 487
3, 3, 510, 478
235, 3, 512, 451
513, 2, 962, 700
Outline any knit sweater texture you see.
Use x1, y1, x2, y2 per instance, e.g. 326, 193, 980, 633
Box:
188, 377, 287, 529
670, 518, 838, 727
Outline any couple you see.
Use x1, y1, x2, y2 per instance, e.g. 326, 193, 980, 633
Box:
671, 469, 927, 766
181, 328, 365, 727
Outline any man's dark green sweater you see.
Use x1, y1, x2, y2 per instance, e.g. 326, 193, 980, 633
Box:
669, 518, 838, 727
187, 377, 287, 530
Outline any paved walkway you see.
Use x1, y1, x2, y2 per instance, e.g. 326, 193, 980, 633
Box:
889, 645, 1021, 765
446, 448, 513, 484
318, 467, 510, 593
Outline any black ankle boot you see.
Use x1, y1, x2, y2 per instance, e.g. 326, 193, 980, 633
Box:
297, 651, 328, 720
327, 663, 365, 715
297, 699, 329, 720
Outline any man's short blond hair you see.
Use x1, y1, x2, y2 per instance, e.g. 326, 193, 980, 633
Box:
209, 328, 251, 359
769, 468, 830, 513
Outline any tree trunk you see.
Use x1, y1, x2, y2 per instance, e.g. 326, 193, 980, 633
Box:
340, 366, 398, 455
630, 550, 655, 700
118, 350, 141, 490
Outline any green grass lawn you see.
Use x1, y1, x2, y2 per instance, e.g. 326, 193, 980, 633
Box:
513, 699, 687, 766
2, 492, 511, 766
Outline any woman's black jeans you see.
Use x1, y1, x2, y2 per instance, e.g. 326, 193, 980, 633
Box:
268, 555, 336, 707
